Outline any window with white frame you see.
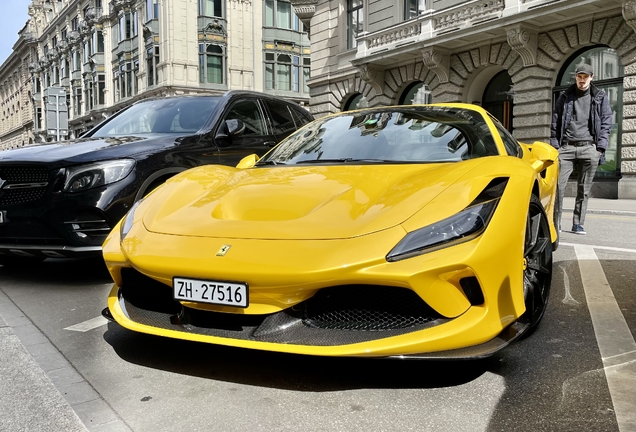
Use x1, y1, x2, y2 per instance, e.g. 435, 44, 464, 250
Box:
146, 46, 159, 87
199, 44, 224, 84
146, 0, 158, 21
264, 52, 310, 93
114, 62, 136, 101
265, 0, 303, 30
347, 0, 363, 49
198, 0, 222, 17
404, 0, 425, 19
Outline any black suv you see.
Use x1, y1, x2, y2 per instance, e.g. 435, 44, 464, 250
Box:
0, 91, 313, 264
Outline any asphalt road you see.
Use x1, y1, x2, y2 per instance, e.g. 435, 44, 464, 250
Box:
0, 205, 634, 432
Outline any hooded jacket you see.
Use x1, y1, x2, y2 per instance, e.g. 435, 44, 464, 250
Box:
549, 83, 613, 151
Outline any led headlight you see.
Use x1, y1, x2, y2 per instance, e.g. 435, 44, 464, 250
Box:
64, 159, 135, 193
387, 200, 499, 262
120, 200, 142, 241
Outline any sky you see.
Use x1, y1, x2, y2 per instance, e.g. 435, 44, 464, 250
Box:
0, 0, 32, 66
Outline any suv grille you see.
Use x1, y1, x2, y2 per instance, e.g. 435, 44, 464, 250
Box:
0, 166, 50, 206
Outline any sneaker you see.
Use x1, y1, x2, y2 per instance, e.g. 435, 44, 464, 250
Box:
572, 224, 586, 235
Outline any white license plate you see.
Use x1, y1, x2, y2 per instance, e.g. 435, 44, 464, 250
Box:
173, 277, 248, 308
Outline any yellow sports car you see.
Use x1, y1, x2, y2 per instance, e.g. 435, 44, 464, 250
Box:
102, 104, 559, 359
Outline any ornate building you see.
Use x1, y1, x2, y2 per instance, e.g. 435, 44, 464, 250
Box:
295, 0, 636, 199
0, 24, 37, 149
0, 0, 310, 147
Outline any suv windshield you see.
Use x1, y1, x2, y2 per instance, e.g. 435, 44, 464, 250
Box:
258, 107, 499, 165
90, 97, 221, 137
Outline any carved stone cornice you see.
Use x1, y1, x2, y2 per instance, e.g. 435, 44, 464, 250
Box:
290, 0, 317, 32
421, 47, 450, 84
506, 24, 537, 67
356, 64, 384, 95
623, 0, 636, 33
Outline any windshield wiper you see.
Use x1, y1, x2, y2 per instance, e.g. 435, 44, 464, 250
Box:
295, 158, 400, 164
256, 160, 286, 166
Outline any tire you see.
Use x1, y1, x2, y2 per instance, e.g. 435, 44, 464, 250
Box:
519, 194, 553, 336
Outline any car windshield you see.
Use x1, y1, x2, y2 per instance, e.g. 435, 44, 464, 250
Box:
258, 107, 500, 165
90, 97, 221, 137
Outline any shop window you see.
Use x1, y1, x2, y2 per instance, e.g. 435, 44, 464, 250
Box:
399, 82, 431, 105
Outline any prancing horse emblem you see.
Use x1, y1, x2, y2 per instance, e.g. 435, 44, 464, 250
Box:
216, 244, 231, 256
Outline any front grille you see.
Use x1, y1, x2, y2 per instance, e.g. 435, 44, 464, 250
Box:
0, 219, 65, 245
0, 166, 50, 206
0, 166, 49, 182
303, 285, 440, 331
118, 269, 448, 346
0, 188, 47, 206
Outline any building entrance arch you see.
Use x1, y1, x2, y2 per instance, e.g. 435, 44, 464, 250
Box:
482, 70, 514, 132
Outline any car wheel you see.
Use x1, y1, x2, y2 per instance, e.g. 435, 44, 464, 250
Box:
520, 194, 553, 334
0, 255, 46, 267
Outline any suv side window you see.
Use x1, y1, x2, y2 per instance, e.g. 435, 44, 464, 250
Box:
493, 120, 523, 158
264, 99, 297, 138
225, 100, 267, 136
291, 107, 312, 127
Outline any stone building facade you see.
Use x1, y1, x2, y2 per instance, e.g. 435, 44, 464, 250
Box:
295, 0, 636, 199
0, 26, 37, 150
0, 0, 310, 148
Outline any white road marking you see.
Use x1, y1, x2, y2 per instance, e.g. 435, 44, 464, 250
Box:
64, 316, 109, 332
558, 264, 579, 306
574, 245, 636, 432
561, 242, 636, 254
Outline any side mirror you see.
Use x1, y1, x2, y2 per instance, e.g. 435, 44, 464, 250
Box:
226, 119, 246, 136
236, 154, 260, 169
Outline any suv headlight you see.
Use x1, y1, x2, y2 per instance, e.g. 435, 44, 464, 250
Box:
64, 159, 135, 193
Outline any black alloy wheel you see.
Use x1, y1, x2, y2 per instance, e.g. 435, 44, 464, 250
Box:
520, 195, 553, 333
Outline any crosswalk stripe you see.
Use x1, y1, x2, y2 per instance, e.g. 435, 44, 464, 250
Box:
64, 316, 109, 332
575, 245, 636, 432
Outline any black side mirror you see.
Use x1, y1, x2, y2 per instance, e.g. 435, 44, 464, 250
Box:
226, 119, 246, 136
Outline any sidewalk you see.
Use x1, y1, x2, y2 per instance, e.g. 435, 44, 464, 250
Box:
562, 196, 636, 214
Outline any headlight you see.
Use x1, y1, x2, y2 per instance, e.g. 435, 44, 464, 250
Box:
64, 159, 135, 192
387, 200, 499, 262
120, 200, 142, 241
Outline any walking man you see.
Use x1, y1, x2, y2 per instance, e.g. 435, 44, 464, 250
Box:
550, 63, 612, 235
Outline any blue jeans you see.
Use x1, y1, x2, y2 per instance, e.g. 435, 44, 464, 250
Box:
556, 143, 600, 227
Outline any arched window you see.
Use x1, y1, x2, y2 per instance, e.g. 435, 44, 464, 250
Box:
399, 82, 431, 105
199, 44, 224, 84
343, 93, 368, 111
482, 70, 514, 132
554, 46, 623, 176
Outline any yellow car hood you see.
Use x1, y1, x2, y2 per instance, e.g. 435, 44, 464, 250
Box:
143, 162, 480, 240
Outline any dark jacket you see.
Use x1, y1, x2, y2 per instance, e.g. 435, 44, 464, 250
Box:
549, 83, 613, 151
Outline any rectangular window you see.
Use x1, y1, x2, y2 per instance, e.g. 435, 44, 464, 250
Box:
265, 63, 274, 90
146, 0, 158, 20
98, 74, 105, 105
71, 16, 78, 31
277, 1, 291, 29
404, 0, 425, 19
97, 31, 104, 52
277, 63, 291, 90
265, 0, 274, 26
347, 0, 363, 49
292, 56, 299, 92
61, 27, 67, 41
207, 56, 223, 84
148, 47, 156, 86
